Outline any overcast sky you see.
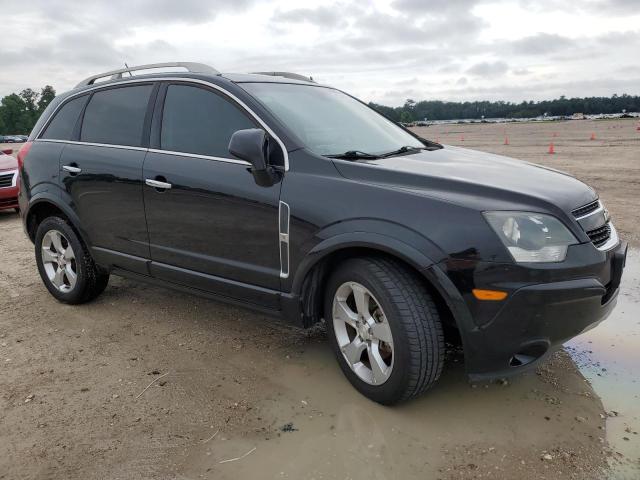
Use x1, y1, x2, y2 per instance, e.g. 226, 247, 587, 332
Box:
1, 0, 639, 105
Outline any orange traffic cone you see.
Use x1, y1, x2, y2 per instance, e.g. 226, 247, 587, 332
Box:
504, 136, 509, 145
590, 132, 596, 140
548, 142, 555, 154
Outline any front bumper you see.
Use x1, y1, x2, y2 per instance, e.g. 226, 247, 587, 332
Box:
443, 240, 628, 381
0, 186, 19, 211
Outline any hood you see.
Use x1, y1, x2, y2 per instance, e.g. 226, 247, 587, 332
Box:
0, 153, 18, 172
332, 145, 597, 213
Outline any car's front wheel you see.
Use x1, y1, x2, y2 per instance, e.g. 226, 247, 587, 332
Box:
325, 257, 445, 405
35, 216, 109, 304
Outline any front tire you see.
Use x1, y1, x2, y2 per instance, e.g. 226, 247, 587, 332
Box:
325, 257, 445, 405
35, 216, 109, 304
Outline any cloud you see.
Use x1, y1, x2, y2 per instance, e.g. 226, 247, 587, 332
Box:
0, 0, 639, 106
276, 5, 347, 27
509, 33, 574, 55
467, 61, 509, 77
1, 0, 258, 25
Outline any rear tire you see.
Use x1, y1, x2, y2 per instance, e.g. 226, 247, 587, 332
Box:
35, 216, 109, 304
324, 257, 445, 405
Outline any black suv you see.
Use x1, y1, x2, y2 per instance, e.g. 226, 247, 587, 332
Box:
18, 62, 627, 404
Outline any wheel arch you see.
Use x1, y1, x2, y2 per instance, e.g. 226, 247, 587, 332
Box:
289, 233, 475, 352
25, 193, 91, 248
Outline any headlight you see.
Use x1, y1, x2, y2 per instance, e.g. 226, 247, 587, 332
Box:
483, 211, 577, 263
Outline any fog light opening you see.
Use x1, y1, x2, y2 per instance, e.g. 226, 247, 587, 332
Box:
510, 343, 549, 368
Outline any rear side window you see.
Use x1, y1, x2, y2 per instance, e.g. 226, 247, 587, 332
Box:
41, 95, 87, 140
81, 85, 153, 147
160, 84, 255, 158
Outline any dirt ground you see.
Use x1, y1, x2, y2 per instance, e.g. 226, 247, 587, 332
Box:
0, 119, 638, 480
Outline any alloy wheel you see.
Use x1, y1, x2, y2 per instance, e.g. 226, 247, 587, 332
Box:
41, 230, 77, 293
332, 281, 394, 385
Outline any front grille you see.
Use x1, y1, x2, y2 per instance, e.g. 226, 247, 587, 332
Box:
0, 173, 13, 188
572, 200, 599, 218
586, 224, 611, 247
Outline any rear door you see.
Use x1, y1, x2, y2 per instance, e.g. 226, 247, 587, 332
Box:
59, 83, 157, 274
142, 81, 282, 307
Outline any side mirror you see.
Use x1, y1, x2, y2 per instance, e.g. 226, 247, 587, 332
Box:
228, 128, 280, 187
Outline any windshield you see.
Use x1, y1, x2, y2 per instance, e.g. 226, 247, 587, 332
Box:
241, 83, 424, 157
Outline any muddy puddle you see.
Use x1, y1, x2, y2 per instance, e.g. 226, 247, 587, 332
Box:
567, 248, 640, 478
179, 345, 608, 479
177, 326, 611, 478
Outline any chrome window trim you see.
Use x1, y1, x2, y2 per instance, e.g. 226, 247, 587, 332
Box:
35, 140, 252, 167
147, 148, 250, 166
35, 76, 290, 171
0, 169, 18, 189
35, 138, 148, 152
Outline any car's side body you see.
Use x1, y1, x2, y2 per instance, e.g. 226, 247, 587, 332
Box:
19, 70, 627, 382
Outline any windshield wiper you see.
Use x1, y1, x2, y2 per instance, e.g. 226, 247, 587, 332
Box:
379, 146, 424, 158
326, 150, 380, 160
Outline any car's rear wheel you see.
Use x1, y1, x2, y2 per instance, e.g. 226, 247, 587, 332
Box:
325, 257, 445, 405
35, 216, 109, 304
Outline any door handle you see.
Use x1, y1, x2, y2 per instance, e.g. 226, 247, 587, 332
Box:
62, 165, 82, 174
145, 178, 172, 190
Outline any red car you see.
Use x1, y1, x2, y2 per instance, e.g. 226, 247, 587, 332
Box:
0, 148, 19, 212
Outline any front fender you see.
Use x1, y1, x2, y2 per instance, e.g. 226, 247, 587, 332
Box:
289, 218, 446, 294
286, 220, 476, 362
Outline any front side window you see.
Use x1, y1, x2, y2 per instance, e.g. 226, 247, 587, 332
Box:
241, 83, 424, 156
81, 85, 153, 147
160, 84, 256, 158
41, 95, 87, 140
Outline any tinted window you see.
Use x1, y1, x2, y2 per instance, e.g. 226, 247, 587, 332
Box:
161, 84, 255, 157
41, 95, 87, 140
81, 85, 153, 147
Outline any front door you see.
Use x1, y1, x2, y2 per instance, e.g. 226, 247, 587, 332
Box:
142, 82, 282, 307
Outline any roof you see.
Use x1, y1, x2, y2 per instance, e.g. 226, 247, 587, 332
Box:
221, 73, 316, 85
74, 62, 317, 89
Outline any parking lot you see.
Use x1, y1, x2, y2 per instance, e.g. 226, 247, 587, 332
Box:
1, 118, 639, 479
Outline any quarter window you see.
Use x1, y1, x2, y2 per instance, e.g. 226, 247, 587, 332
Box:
81, 85, 153, 147
41, 95, 87, 140
160, 84, 256, 158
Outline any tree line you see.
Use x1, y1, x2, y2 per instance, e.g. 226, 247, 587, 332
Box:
369, 94, 640, 122
0, 86, 56, 135
2, 85, 638, 133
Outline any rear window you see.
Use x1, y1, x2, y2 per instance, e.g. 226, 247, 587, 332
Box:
81, 85, 153, 147
160, 84, 255, 157
41, 95, 87, 140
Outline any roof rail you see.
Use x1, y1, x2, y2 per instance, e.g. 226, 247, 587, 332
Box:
75, 62, 220, 88
252, 71, 315, 83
